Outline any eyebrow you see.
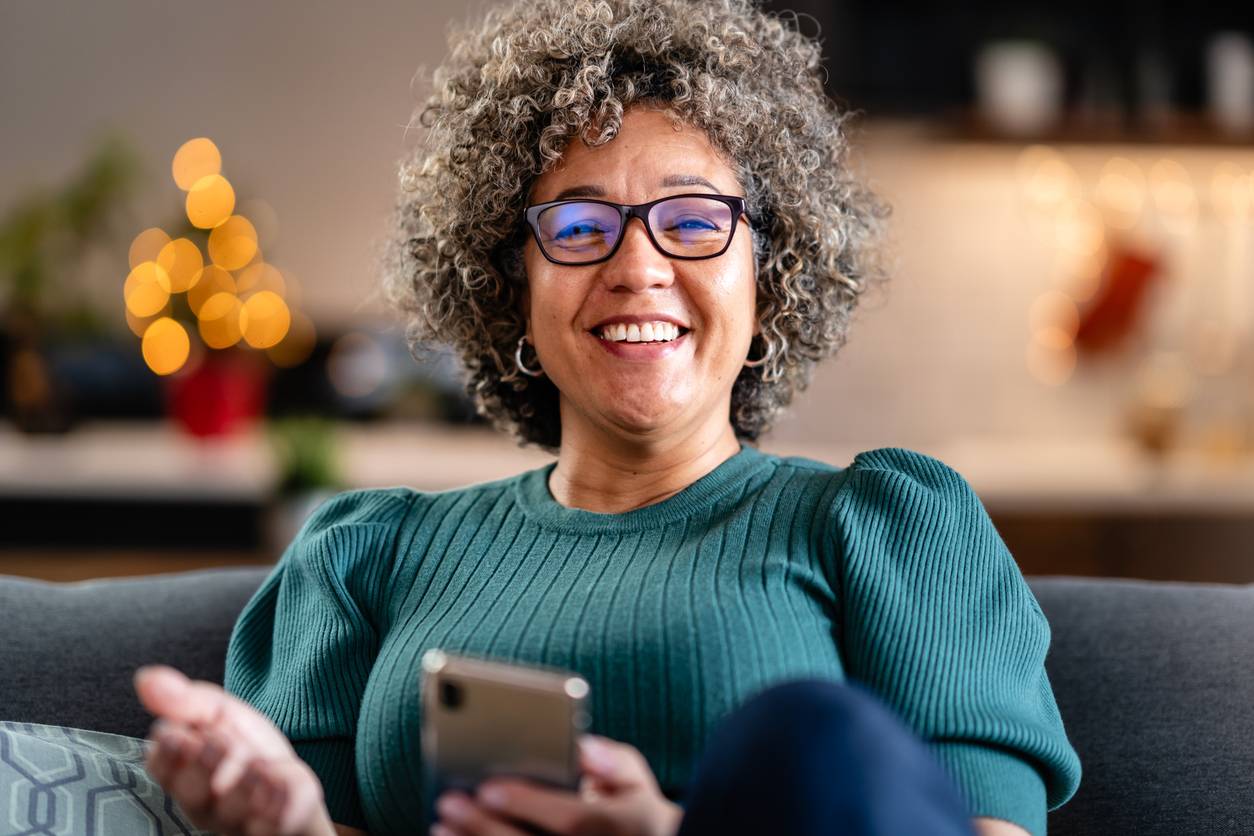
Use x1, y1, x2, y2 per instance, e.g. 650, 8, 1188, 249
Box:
551, 174, 721, 201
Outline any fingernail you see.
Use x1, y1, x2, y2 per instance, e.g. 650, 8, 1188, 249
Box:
478, 783, 507, 808
581, 737, 615, 770
436, 793, 471, 820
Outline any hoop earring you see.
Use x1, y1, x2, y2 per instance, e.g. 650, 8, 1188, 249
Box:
743, 337, 772, 369
514, 335, 545, 378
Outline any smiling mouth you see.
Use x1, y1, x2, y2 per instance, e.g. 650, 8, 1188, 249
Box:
592, 322, 691, 344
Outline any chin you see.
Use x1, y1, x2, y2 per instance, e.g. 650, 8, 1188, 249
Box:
600, 402, 684, 437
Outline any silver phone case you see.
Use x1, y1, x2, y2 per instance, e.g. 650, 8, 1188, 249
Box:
420, 649, 591, 798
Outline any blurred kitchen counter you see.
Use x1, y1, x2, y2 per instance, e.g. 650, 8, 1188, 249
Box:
2, 420, 1251, 512
2, 421, 1251, 582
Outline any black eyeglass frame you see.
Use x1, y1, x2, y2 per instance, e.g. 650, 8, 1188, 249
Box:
522, 193, 752, 266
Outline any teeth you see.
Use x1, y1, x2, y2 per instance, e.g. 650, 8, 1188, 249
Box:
598, 321, 684, 343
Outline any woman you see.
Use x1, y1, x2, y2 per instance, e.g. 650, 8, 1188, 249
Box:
134, 1, 1081, 835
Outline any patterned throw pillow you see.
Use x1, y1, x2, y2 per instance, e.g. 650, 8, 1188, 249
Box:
0, 721, 212, 836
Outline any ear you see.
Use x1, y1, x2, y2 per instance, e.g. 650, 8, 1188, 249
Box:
519, 284, 531, 337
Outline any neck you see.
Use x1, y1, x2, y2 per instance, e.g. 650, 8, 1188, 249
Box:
549, 406, 743, 514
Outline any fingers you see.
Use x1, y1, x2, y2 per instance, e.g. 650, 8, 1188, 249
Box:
470, 780, 601, 835
203, 733, 276, 830
134, 665, 294, 761
135, 666, 217, 725
144, 720, 182, 789
137, 664, 329, 836
164, 725, 216, 819
145, 716, 308, 836
578, 735, 655, 791
434, 790, 536, 836
213, 758, 265, 830
271, 758, 325, 836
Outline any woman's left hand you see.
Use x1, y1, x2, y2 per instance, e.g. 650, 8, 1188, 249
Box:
432, 734, 683, 836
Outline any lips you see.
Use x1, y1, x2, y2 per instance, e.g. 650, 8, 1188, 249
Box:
589, 328, 689, 360
588, 313, 691, 331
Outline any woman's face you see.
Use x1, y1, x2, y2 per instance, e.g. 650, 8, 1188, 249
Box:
522, 106, 757, 443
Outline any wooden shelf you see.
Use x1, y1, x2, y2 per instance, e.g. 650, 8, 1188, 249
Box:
865, 110, 1254, 148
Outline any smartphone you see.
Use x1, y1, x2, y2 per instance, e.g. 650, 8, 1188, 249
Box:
420, 649, 592, 813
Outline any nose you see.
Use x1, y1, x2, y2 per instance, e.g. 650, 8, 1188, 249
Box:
599, 216, 675, 292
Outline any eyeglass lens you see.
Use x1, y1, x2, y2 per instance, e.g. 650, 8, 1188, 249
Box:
536, 196, 734, 263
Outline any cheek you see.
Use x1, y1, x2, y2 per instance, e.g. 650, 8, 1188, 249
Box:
699, 262, 757, 345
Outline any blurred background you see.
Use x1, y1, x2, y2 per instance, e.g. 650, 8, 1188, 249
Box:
2, 0, 1252, 582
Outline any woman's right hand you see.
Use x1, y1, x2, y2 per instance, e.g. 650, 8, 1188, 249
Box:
134, 664, 335, 836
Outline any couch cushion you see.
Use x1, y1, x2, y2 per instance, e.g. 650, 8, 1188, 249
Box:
1028, 576, 1254, 836
0, 567, 269, 738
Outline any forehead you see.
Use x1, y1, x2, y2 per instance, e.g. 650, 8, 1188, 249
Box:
529, 107, 740, 201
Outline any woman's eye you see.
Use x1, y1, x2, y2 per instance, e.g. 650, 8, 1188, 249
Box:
669, 216, 720, 231
555, 222, 605, 240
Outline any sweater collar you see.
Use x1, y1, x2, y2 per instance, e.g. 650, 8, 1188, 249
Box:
514, 442, 772, 533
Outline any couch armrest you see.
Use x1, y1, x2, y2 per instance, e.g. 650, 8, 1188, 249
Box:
0, 567, 269, 737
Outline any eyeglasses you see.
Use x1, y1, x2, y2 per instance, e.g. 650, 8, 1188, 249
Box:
522, 193, 751, 266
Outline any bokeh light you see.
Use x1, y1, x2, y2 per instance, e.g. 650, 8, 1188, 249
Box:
128, 227, 171, 269
239, 290, 292, 349
185, 174, 236, 229
1210, 161, 1253, 220
1149, 158, 1198, 232
1094, 157, 1146, 229
236, 261, 286, 298
1029, 290, 1080, 337
126, 302, 172, 338
127, 137, 311, 381
172, 138, 222, 191
123, 261, 171, 317
328, 332, 390, 398
197, 292, 244, 349
208, 215, 259, 270
1054, 199, 1105, 257
1026, 335, 1077, 386
156, 238, 204, 293
267, 310, 317, 368
187, 265, 237, 316
1017, 146, 1080, 209
142, 317, 191, 375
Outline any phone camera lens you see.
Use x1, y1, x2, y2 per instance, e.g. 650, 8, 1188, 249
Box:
439, 680, 464, 709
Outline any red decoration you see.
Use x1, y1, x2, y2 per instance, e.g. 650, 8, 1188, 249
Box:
166, 350, 268, 437
1074, 242, 1162, 356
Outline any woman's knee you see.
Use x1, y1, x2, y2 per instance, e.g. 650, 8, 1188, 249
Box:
713, 678, 958, 789
679, 680, 976, 836
731, 679, 902, 747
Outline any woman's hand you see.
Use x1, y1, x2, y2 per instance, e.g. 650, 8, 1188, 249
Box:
134, 664, 335, 836
432, 734, 682, 836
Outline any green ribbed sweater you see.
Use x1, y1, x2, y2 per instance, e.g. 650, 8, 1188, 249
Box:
223, 444, 1081, 836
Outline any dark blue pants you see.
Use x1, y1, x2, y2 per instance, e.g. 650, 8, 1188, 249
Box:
676, 679, 977, 836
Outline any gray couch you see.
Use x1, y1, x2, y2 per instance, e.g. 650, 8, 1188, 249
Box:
1, 568, 1250, 835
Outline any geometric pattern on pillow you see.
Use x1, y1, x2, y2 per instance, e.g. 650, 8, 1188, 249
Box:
0, 721, 212, 836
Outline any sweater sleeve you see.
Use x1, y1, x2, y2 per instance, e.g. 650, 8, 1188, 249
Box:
829, 448, 1081, 836
223, 487, 415, 830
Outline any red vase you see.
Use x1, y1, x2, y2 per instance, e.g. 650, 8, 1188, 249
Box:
167, 350, 267, 437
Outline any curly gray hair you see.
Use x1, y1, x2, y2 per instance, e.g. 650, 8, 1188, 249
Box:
382, 0, 889, 450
